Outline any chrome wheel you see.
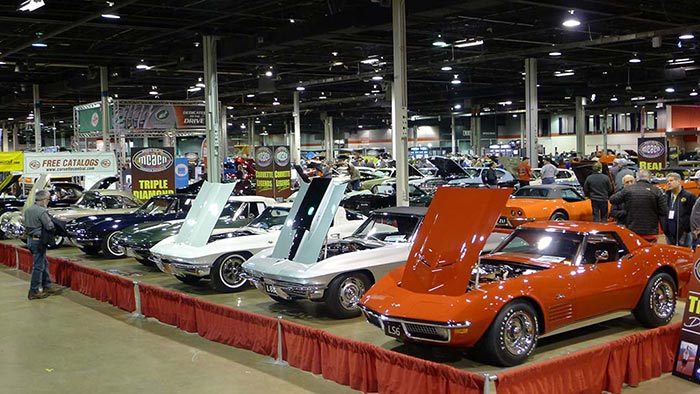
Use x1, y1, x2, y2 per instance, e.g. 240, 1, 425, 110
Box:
503, 310, 536, 356
338, 276, 367, 311
651, 278, 675, 320
219, 255, 246, 288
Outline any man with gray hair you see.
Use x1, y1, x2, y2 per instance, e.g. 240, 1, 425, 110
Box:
609, 169, 668, 242
24, 189, 62, 300
613, 160, 634, 191
663, 172, 697, 247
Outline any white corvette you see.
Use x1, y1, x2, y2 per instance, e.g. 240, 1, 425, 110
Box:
150, 179, 364, 293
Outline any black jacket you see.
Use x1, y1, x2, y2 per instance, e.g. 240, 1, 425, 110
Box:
662, 188, 697, 237
482, 168, 497, 186
583, 172, 613, 202
609, 180, 668, 236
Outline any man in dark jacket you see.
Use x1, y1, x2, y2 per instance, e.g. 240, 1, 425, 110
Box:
583, 162, 613, 222
609, 174, 635, 224
482, 161, 498, 188
609, 169, 668, 242
662, 172, 697, 247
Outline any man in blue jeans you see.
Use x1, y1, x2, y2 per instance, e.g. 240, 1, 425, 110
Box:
25, 189, 64, 300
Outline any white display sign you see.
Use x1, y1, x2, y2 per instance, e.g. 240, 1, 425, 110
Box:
23, 152, 117, 177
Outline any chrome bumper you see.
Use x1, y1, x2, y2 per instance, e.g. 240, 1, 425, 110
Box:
249, 276, 326, 300
155, 257, 211, 278
359, 305, 471, 344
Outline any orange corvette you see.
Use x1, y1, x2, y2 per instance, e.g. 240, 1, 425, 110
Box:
360, 188, 693, 366
497, 184, 594, 228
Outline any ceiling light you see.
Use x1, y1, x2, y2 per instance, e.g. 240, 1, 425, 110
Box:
7, 118, 13, 121
564, 96, 572, 100
296, 86, 305, 91
31, 42, 47, 48
331, 51, 338, 56
554, 70, 575, 77
451, 74, 461, 85
440, 65, 453, 71
358, 125, 363, 128
590, 93, 596, 102
665, 87, 675, 93
629, 55, 641, 63
432, 34, 448, 47
226, 106, 233, 110
187, 86, 201, 92
136, 60, 150, 70
0, 61, 5, 65
246, 93, 255, 98
371, 75, 383, 81
631, 96, 646, 101
289, 18, 295, 23
361, 57, 379, 65
331, 61, 344, 66
453, 39, 484, 48
562, 10, 581, 27
679, 34, 695, 40
18, 0, 45, 12
610, 96, 618, 102
149, 86, 159, 95
195, 77, 205, 88
454, 104, 462, 110
667, 58, 695, 65
240, 123, 246, 129
318, 94, 327, 100
691, 90, 698, 97
548, 51, 562, 56
272, 101, 281, 106
101, 12, 120, 19
498, 101, 512, 105
264, 68, 273, 77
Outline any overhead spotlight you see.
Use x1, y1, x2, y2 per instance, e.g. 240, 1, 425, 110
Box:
453, 104, 462, 110
240, 123, 246, 129
187, 86, 201, 92
628, 55, 641, 63
289, 18, 295, 23
226, 106, 234, 110
246, 93, 255, 98
272, 98, 281, 106
667, 58, 695, 65
149, 86, 159, 95
562, 10, 581, 27
136, 59, 150, 70
318, 92, 328, 99
690, 90, 698, 97
432, 34, 448, 47
195, 77, 205, 88
498, 100, 512, 105
7, 118, 13, 121
360, 57, 380, 65
264, 67, 273, 77
665, 87, 675, 93
101, 11, 120, 19
18, 0, 45, 12
371, 75, 383, 81
548, 51, 562, 56
295, 86, 305, 91
31, 42, 47, 48
440, 65, 453, 71
679, 34, 695, 40
554, 69, 575, 77
451, 74, 461, 85
453, 39, 484, 48
610, 96, 618, 102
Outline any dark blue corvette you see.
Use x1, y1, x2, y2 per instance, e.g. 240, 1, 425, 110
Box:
65, 194, 196, 258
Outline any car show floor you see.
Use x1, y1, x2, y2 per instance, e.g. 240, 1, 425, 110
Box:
1, 238, 699, 393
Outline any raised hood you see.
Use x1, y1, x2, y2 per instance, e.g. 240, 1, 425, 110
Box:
173, 181, 235, 247
0, 174, 21, 196
270, 177, 346, 264
23, 174, 49, 210
427, 156, 467, 178
400, 187, 511, 296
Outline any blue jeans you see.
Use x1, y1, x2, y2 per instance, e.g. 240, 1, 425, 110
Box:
28, 238, 52, 292
542, 177, 555, 184
591, 200, 609, 223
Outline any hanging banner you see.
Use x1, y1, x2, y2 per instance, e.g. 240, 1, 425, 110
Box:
24, 152, 117, 177
673, 257, 700, 383
637, 137, 667, 172
255, 146, 291, 201
130, 147, 175, 201
0, 152, 24, 172
77, 105, 113, 133
174, 158, 190, 189
115, 103, 205, 131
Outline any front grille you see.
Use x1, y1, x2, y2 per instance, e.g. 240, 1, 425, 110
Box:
365, 312, 381, 328
404, 323, 449, 342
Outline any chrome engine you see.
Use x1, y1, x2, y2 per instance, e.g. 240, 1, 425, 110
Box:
0, 211, 24, 239
470, 260, 543, 286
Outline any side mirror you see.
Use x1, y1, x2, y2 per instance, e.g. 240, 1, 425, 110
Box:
594, 249, 609, 263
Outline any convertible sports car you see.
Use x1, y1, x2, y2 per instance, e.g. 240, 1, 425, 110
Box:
65, 193, 196, 258
360, 187, 693, 366
150, 178, 365, 293
497, 184, 593, 228
112, 195, 276, 266
340, 184, 433, 216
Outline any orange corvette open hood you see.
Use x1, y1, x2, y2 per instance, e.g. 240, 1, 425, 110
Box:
400, 187, 512, 296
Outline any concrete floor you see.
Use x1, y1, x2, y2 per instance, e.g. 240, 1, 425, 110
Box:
1, 238, 700, 393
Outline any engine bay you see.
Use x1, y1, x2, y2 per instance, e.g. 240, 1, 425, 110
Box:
469, 260, 545, 287
318, 239, 381, 260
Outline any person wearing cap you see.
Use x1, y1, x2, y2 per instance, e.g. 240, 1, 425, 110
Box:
540, 157, 557, 185
516, 157, 532, 187
613, 159, 634, 191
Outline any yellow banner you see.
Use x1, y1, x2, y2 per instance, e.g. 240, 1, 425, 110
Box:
0, 152, 23, 172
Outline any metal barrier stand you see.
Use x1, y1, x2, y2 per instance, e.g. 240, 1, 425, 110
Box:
131, 281, 145, 319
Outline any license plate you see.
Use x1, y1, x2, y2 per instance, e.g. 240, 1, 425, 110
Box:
384, 320, 404, 338
497, 217, 508, 226
265, 284, 276, 294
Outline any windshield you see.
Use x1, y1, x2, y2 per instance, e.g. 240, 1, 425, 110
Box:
350, 213, 422, 243
214, 201, 245, 227
137, 198, 173, 215
513, 187, 553, 198
464, 168, 479, 177
249, 206, 290, 229
493, 228, 583, 263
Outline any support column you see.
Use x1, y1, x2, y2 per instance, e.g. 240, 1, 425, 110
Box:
575, 97, 586, 157
249, 119, 255, 148
471, 114, 480, 155
322, 113, 333, 161
12, 125, 17, 151
203, 35, 221, 183
220, 108, 228, 159
451, 115, 457, 155
602, 109, 608, 154
391, 0, 409, 207
33, 84, 42, 152
1, 121, 7, 152
293, 92, 301, 164
520, 113, 526, 156
100, 66, 110, 151
143, 137, 148, 148
524, 58, 538, 164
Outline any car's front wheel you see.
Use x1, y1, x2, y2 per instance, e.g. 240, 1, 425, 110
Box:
479, 300, 539, 367
549, 211, 568, 221
101, 232, 126, 259
634, 272, 676, 328
326, 272, 371, 319
210, 253, 250, 293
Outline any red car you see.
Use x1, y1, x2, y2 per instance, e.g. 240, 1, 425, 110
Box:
360, 188, 693, 366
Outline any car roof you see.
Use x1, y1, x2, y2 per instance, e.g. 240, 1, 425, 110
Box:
520, 184, 576, 190
520, 220, 630, 234
372, 206, 428, 216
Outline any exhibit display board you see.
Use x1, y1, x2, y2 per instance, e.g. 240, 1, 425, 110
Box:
637, 137, 667, 172
673, 257, 700, 383
23, 152, 116, 177
76, 103, 113, 133
131, 147, 175, 201
255, 146, 291, 201
114, 101, 205, 131
0, 152, 23, 172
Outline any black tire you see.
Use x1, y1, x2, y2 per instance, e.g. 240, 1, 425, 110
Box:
210, 253, 250, 293
549, 211, 568, 221
633, 272, 676, 328
135, 257, 155, 267
47, 235, 64, 249
175, 275, 203, 286
478, 300, 539, 367
325, 272, 372, 319
101, 232, 126, 259
269, 295, 297, 304
80, 246, 101, 256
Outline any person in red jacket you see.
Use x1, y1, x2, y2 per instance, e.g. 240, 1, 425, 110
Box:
516, 157, 532, 187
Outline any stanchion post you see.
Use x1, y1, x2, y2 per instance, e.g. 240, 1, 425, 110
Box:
14, 248, 19, 270
264, 315, 289, 366
482, 373, 498, 394
131, 281, 144, 319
